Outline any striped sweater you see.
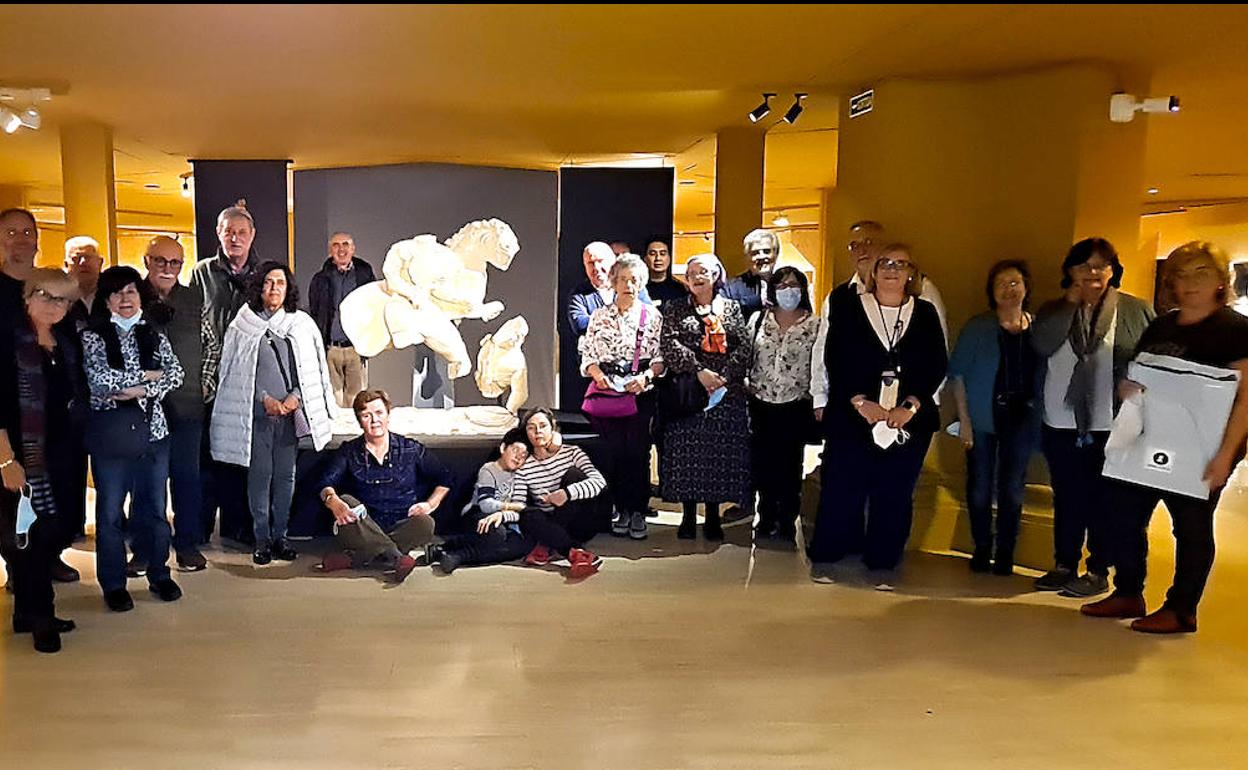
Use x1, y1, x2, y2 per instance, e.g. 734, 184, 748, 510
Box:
463, 461, 521, 522
512, 443, 605, 512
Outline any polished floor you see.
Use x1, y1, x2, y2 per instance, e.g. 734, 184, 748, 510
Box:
3, 471, 1248, 769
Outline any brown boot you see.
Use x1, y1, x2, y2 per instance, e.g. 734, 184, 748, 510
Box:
1131, 607, 1197, 634
1081, 594, 1147, 619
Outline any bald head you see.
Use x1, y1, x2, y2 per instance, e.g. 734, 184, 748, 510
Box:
583, 241, 616, 289
143, 235, 186, 297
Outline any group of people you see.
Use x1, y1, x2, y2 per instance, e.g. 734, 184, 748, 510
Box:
2, 203, 1246, 657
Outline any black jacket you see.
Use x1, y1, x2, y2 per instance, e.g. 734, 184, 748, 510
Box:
307, 257, 376, 349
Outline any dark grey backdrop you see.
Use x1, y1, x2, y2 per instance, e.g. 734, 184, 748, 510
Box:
191, 159, 290, 266
293, 163, 558, 407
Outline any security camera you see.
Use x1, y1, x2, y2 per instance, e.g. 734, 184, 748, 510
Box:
1110, 93, 1181, 123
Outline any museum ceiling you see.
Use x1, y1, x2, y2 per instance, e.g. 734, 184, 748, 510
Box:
1, 4, 1245, 234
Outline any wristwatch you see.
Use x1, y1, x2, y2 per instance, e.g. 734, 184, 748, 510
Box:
901, 399, 919, 413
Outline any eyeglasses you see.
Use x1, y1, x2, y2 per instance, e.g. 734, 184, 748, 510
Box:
994, 279, 1024, 289
848, 238, 874, 251
148, 256, 184, 270
1073, 261, 1112, 274
4, 227, 36, 238
32, 289, 71, 307
877, 259, 912, 272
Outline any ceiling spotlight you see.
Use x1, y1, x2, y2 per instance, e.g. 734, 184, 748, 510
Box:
782, 93, 808, 124
1147, 187, 1160, 195
748, 93, 776, 123
18, 105, 40, 130
1110, 93, 1180, 123
180, 174, 193, 198
0, 107, 21, 134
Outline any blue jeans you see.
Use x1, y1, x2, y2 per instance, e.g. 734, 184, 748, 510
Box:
94, 438, 172, 592
248, 414, 297, 546
131, 416, 202, 555
965, 426, 1034, 563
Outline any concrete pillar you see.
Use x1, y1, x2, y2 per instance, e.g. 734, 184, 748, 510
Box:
713, 125, 766, 276
60, 122, 118, 265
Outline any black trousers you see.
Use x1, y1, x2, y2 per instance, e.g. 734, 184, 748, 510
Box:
1041, 427, 1110, 575
588, 395, 654, 516
199, 406, 251, 543
517, 468, 600, 556
810, 427, 932, 570
749, 396, 810, 532
0, 489, 65, 623
442, 510, 533, 567
1108, 479, 1221, 616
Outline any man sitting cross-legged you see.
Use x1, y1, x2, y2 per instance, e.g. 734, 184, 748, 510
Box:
318, 389, 453, 582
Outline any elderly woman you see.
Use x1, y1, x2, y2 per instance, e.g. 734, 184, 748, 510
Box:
579, 253, 665, 540
0, 268, 88, 652
660, 253, 752, 540
643, 237, 685, 307
83, 266, 185, 612
1031, 238, 1154, 597
211, 261, 335, 566
513, 408, 605, 579
808, 245, 947, 588
747, 266, 820, 542
1081, 242, 1248, 633
948, 260, 1041, 575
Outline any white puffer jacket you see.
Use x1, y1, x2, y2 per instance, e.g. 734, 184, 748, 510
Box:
210, 305, 336, 466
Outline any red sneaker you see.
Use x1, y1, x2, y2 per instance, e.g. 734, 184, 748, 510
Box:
321, 553, 354, 572
524, 545, 552, 567
392, 555, 418, 584
567, 548, 601, 580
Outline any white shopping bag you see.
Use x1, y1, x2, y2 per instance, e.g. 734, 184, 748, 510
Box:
1102, 353, 1240, 499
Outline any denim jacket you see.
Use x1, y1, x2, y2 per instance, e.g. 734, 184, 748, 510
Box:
318, 432, 454, 530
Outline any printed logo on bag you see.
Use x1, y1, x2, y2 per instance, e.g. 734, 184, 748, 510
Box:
1146, 449, 1173, 473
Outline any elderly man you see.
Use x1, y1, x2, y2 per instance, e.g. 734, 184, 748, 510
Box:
566, 241, 651, 339
308, 231, 376, 408
318, 389, 453, 583
723, 228, 779, 318
62, 235, 104, 331
127, 236, 207, 572
191, 204, 262, 545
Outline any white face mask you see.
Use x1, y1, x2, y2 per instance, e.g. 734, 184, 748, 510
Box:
16, 485, 37, 549
775, 286, 803, 311
111, 310, 143, 332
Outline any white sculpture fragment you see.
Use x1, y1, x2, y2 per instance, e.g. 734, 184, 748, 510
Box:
339, 218, 520, 378
475, 315, 530, 414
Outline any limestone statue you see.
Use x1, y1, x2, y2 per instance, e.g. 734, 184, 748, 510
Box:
475, 315, 530, 414
339, 218, 520, 379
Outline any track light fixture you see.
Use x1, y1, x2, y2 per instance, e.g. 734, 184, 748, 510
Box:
0, 107, 20, 134
748, 93, 776, 123
782, 93, 808, 124
19, 105, 40, 130
180, 172, 193, 199
0, 87, 51, 133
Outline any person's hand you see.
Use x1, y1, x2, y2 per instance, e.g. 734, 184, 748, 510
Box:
542, 489, 569, 508
886, 406, 915, 430
282, 393, 302, 414
263, 394, 285, 416
592, 371, 611, 390
476, 512, 506, 534
1064, 282, 1083, 305
855, 400, 889, 425
1204, 451, 1235, 491
114, 385, 147, 401
1, 458, 26, 493
813, 407, 824, 423
142, 369, 163, 382
1118, 379, 1146, 402
958, 419, 974, 449
624, 374, 648, 395
697, 369, 725, 393
408, 501, 434, 517
330, 499, 358, 526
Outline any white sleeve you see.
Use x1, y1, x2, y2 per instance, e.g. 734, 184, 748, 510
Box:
921, 278, 949, 346
809, 293, 831, 408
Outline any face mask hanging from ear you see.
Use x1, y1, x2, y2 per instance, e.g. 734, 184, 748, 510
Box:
112, 310, 144, 332
15, 484, 37, 550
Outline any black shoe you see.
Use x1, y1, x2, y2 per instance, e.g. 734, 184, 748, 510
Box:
1059, 572, 1109, 598
33, 629, 61, 654
126, 555, 148, 579
677, 518, 697, 540
149, 579, 183, 602
176, 548, 208, 572
51, 558, 80, 583
439, 551, 464, 575
1034, 567, 1074, 592
703, 513, 724, 542
13, 615, 76, 634
104, 589, 135, 613
969, 550, 991, 573
252, 546, 272, 566
271, 539, 298, 562
424, 543, 446, 565
991, 559, 1015, 576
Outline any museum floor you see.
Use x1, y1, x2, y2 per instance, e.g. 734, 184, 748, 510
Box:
3, 471, 1247, 769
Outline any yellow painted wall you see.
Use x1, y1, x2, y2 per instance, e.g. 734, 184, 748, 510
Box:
1140, 202, 1248, 263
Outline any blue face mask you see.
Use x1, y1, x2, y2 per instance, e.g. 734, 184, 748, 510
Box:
112, 310, 143, 332
775, 286, 803, 311
15, 485, 37, 550
704, 386, 727, 412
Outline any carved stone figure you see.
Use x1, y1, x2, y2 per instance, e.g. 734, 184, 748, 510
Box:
475, 315, 530, 414
339, 218, 519, 379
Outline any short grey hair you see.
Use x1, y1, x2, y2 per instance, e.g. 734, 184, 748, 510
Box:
216, 206, 255, 231
64, 235, 100, 255
685, 252, 727, 293
743, 228, 780, 255
608, 253, 646, 283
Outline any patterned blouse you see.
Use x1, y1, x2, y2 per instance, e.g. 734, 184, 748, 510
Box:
82, 323, 185, 442
748, 309, 820, 404
578, 302, 663, 378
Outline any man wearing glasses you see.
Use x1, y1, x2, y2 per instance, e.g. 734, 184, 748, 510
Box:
62, 235, 104, 331
139, 235, 208, 572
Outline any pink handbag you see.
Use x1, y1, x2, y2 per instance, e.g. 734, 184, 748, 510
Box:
581, 307, 647, 419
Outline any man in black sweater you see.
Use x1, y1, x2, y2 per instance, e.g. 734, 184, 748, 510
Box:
308, 231, 376, 408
